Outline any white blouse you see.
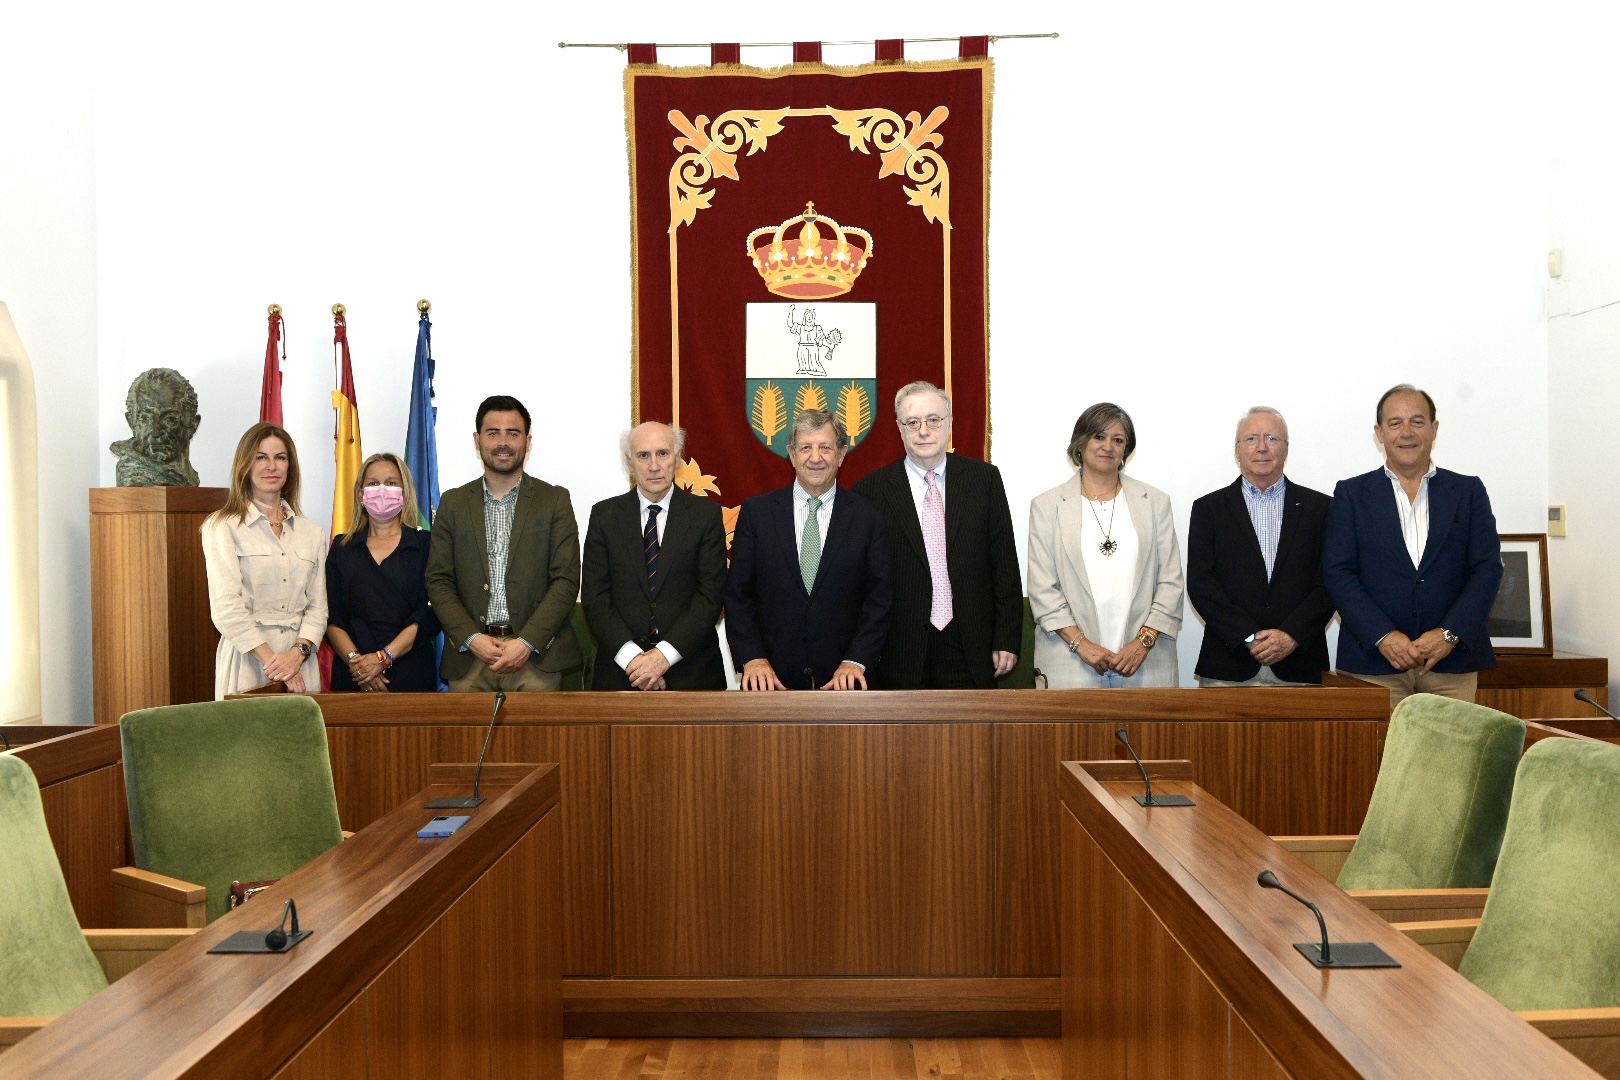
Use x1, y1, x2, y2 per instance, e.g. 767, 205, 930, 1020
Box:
1078, 492, 1140, 651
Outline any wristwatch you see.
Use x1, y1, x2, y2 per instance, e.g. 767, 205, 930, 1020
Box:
1137, 627, 1159, 650
293, 641, 312, 659
1440, 629, 1459, 645
345, 651, 360, 662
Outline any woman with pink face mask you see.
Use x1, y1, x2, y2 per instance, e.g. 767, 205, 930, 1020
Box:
324, 453, 441, 692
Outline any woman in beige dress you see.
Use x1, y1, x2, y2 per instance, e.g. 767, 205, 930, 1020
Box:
201, 422, 328, 697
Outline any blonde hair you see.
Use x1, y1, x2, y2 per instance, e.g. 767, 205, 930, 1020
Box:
210, 422, 303, 526
340, 452, 421, 544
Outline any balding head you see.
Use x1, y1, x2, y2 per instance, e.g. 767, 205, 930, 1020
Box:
621, 422, 686, 499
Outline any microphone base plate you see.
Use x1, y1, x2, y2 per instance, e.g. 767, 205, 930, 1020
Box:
425, 796, 486, 809
1133, 794, 1195, 807
1293, 942, 1400, 969
209, 930, 311, 954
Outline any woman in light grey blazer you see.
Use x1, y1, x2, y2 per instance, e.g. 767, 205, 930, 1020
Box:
1027, 403, 1184, 687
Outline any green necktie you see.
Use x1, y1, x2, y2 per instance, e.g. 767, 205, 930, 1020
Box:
801, 496, 822, 593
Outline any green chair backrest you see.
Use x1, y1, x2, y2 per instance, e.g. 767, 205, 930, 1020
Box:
1336, 694, 1524, 890
559, 601, 597, 691
1458, 738, 1620, 1010
0, 753, 108, 1015
997, 598, 1039, 689
121, 697, 345, 923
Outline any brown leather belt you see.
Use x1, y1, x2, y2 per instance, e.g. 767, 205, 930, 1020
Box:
484, 622, 516, 637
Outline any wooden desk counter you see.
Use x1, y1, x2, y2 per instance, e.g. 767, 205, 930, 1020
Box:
0, 764, 563, 1080
292, 686, 1390, 1035
1059, 759, 1598, 1079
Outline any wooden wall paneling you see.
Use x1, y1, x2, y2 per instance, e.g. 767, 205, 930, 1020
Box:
270, 993, 370, 1080
1477, 688, 1612, 724
323, 723, 611, 975
484, 812, 564, 1080
612, 723, 995, 976
164, 510, 221, 708
1060, 804, 1126, 1079
994, 723, 1115, 977
35, 763, 128, 929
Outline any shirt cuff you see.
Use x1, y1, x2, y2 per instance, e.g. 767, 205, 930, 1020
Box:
842, 660, 865, 671
461, 633, 480, 652
655, 640, 683, 666
519, 637, 539, 655
614, 642, 641, 671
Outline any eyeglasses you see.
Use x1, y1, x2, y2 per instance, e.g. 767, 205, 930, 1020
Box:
1239, 434, 1286, 447
900, 416, 950, 432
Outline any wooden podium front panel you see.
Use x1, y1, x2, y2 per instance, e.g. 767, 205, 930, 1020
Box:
611, 722, 995, 976
90, 487, 225, 724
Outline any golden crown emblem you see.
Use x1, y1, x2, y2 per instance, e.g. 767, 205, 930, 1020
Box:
747, 202, 873, 300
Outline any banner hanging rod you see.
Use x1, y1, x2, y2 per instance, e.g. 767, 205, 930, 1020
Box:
558, 33, 1058, 51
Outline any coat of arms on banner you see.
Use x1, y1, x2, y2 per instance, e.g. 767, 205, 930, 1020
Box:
745, 303, 877, 457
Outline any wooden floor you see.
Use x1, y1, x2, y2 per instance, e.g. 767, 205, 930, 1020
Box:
564, 1038, 1061, 1079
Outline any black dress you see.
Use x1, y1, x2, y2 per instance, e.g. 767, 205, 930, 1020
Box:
325, 526, 441, 692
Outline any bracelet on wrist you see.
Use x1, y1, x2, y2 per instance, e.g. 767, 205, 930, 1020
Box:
1067, 632, 1086, 653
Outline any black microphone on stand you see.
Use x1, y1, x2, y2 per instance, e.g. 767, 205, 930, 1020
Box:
426, 690, 506, 810
1113, 728, 1193, 807
1257, 868, 1399, 969
1574, 689, 1620, 730
805, 667, 816, 691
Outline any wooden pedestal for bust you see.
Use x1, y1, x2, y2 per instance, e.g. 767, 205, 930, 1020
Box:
90, 487, 227, 724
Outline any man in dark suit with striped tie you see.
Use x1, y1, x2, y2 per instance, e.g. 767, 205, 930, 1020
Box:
581, 422, 728, 690
852, 381, 1023, 688
725, 409, 894, 690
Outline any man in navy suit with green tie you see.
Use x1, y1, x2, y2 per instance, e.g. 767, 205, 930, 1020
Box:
725, 409, 894, 691
1324, 384, 1503, 707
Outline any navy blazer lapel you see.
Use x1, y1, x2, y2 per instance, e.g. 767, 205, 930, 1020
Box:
771, 488, 810, 599
1224, 479, 1267, 575
813, 486, 854, 595
1418, 472, 1461, 575
1371, 472, 1419, 573
1271, 478, 1304, 579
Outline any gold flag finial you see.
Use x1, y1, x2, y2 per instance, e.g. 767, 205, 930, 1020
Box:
417, 299, 432, 313
331, 303, 346, 317
267, 303, 281, 316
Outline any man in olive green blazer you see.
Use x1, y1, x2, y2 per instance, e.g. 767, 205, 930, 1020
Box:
426, 396, 582, 691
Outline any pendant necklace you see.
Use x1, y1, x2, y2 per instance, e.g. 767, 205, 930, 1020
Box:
1087, 488, 1119, 556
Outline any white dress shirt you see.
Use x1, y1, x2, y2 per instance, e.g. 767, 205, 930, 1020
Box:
1384, 462, 1438, 567
792, 481, 836, 554
903, 454, 947, 523
614, 486, 684, 673
1077, 492, 1141, 651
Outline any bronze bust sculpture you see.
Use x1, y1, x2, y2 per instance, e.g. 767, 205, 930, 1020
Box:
110, 368, 201, 487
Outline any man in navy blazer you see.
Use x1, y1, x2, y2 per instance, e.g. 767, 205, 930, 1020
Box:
1324, 385, 1503, 706
725, 408, 894, 690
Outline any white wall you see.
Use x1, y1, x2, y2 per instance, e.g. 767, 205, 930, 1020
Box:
1, 4, 99, 724
1549, 150, 1620, 698
7, 2, 1563, 715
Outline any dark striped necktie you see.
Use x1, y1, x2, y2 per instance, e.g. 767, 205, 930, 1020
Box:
644, 504, 661, 639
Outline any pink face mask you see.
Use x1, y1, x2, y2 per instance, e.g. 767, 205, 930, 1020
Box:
362, 485, 406, 521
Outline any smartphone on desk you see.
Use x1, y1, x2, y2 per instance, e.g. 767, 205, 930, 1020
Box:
417, 815, 470, 838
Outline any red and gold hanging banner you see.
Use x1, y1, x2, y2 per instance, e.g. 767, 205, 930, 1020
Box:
627, 55, 992, 525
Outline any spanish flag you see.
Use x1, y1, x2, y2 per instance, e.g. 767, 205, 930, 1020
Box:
331, 305, 363, 534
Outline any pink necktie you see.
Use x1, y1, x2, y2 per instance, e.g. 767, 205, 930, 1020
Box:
924, 471, 953, 630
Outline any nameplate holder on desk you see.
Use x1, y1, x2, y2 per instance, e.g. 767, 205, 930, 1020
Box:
208, 929, 311, 954
1133, 793, 1196, 807
1293, 942, 1400, 969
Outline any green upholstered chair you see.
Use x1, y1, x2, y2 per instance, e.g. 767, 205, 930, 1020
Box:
118, 696, 345, 924
1272, 694, 1524, 924
997, 598, 1040, 689
559, 601, 597, 691
1396, 737, 1620, 1072
0, 753, 193, 1052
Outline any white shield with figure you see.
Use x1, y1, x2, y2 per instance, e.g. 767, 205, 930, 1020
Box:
744, 302, 877, 458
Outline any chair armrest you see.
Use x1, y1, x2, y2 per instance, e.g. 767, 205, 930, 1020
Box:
0, 1017, 53, 1051
1518, 1007, 1620, 1075
82, 928, 200, 983
1272, 835, 1358, 881
1391, 918, 1480, 969
1346, 888, 1490, 924
111, 866, 208, 928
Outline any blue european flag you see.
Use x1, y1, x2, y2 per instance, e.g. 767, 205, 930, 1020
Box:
405, 309, 440, 527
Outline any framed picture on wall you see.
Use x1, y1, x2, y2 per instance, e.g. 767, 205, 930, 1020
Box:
1489, 533, 1553, 655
